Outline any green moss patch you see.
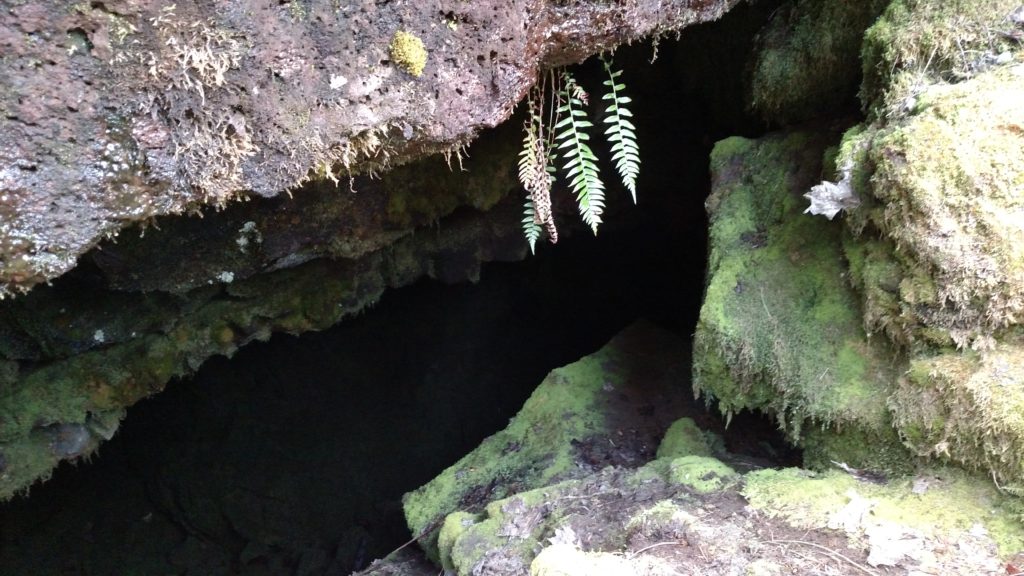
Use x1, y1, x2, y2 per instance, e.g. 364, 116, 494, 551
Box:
892, 340, 1024, 491
693, 132, 901, 467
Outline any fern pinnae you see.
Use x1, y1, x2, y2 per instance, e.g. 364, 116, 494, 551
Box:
601, 55, 640, 203
555, 72, 605, 234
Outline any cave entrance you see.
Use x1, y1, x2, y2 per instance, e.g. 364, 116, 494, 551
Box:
0, 4, 801, 574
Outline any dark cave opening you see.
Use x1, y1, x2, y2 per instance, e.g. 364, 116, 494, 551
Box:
0, 4, 811, 574
0, 225, 797, 575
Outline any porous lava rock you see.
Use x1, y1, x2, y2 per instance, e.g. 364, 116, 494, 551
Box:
0, 0, 738, 295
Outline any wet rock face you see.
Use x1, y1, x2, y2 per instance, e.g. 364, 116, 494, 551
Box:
0, 0, 738, 295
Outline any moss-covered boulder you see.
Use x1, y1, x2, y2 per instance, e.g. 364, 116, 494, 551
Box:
841, 66, 1024, 349
402, 320, 694, 560
693, 130, 905, 472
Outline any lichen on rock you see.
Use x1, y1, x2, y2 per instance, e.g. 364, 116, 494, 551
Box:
389, 31, 428, 78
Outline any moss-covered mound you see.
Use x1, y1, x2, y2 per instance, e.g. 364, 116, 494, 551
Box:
402, 320, 694, 561
693, 131, 904, 471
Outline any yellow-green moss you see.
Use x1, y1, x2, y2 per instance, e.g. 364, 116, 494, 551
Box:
743, 467, 1024, 555
667, 456, 738, 494
389, 31, 427, 77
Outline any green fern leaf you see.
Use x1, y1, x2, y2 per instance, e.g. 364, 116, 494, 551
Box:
601, 55, 640, 202
555, 72, 605, 234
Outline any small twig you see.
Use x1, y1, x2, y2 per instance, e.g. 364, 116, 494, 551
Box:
760, 287, 774, 322
360, 518, 443, 574
627, 541, 685, 559
697, 544, 710, 563
791, 549, 826, 569
764, 539, 878, 576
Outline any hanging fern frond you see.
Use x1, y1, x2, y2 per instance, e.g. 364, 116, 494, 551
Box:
518, 89, 558, 251
601, 55, 640, 202
555, 72, 605, 234
516, 63, 640, 249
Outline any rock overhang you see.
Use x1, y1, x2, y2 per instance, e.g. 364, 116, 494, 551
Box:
0, 0, 740, 296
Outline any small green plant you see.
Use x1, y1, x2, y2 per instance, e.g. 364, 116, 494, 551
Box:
518, 54, 641, 253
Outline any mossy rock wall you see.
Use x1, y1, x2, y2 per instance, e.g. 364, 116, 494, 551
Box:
830, 0, 1024, 488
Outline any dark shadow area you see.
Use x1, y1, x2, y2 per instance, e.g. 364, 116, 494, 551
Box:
0, 4, 803, 575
